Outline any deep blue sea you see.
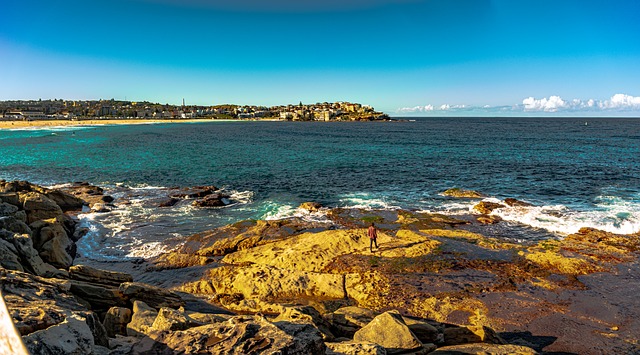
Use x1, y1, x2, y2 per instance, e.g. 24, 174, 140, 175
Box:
1, 117, 639, 259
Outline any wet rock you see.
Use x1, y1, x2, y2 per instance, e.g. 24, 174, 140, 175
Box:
299, 201, 323, 212
430, 343, 538, 354
69, 265, 133, 287
477, 215, 503, 225
353, 311, 423, 354
119, 282, 184, 309
192, 193, 229, 208
151, 307, 202, 332
127, 301, 158, 337
504, 198, 533, 208
169, 186, 218, 199
442, 188, 484, 198
473, 201, 506, 215
158, 197, 180, 207
103, 307, 132, 337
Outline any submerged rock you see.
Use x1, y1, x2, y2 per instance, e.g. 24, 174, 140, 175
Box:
473, 201, 506, 215
442, 188, 484, 198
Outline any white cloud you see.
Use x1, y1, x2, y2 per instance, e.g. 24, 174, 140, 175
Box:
396, 93, 640, 116
523, 95, 566, 112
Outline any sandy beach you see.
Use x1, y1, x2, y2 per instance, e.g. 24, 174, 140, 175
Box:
0, 119, 223, 130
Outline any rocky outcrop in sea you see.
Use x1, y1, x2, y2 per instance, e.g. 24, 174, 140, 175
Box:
1, 180, 639, 354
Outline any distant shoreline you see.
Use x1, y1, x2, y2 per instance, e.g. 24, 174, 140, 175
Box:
0, 118, 282, 130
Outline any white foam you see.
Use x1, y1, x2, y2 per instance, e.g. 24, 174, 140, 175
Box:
338, 193, 402, 210
125, 241, 175, 259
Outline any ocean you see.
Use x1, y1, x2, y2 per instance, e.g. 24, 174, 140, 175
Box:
1, 117, 639, 260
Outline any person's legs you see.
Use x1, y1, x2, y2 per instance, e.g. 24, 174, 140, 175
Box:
374, 238, 378, 249
370, 238, 374, 252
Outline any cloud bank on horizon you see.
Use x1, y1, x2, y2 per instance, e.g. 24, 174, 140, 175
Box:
397, 94, 640, 116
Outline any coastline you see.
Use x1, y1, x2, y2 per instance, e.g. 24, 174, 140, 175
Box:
0, 118, 282, 130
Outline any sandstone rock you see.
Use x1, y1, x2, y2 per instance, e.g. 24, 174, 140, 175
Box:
353, 311, 423, 354
158, 197, 180, 207
202, 264, 345, 302
69, 280, 127, 313
477, 215, 502, 225
403, 316, 439, 344
0, 238, 23, 271
504, 198, 533, 208
299, 201, 323, 212
85, 311, 109, 348
183, 310, 231, 324
326, 341, 387, 355
127, 301, 158, 337
429, 343, 538, 354
131, 315, 326, 355
325, 306, 378, 337
442, 188, 484, 198
0, 216, 32, 235
19, 192, 63, 223
45, 190, 85, 211
32, 220, 68, 250
443, 325, 503, 346
103, 307, 132, 337
23, 313, 95, 355
119, 282, 184, 309
6, 232, 63, 278
90, 203, 112, 213
151, 307, 202, 332
473, 201, 506, 215
275, 305, 335, 340
69, 265, 133, 287
39, 226, 76, 269
169, 186, 218, 199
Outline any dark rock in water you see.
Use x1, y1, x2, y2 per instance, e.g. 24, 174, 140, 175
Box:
473, 201, 506, 215
477, 215, 503, 225
158, 197, 180, 207
170, 185, 218, 199
443, 188, 484, 198
192, 193, 229, 208
504, 198, 533, 207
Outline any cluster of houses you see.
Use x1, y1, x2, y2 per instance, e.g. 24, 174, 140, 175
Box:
0, 99, 388, 121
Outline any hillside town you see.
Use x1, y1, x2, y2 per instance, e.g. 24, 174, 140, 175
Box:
0, 99, 390, 121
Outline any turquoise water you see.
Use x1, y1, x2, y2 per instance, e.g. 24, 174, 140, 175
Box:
1, 118, 639, 259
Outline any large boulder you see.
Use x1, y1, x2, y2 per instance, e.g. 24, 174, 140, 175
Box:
275, 305, 335, 340
69, 265, 133, 287
103, 307, 132, 337
403, 316, 439, 344
0, 216, 31, 235
19, 192, 63, 223
68, 280, 127, 313
3, 231, 63, 278
192, 193, 229, 208
353, 311, 423, 354
119, 282, 184, 309
131, 315, 326, 355
473, 201, 506, 215
44, 190, 85, 211
151, 307, 202, 332
325, 306, 378, 338
0, 202, 19, 216
127, 301, 158, 337
23, 313, 95, 355
0, 238, 23, 271
38, 224, 76, 269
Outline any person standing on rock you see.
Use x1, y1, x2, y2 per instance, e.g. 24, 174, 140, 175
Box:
368, 222, 379, 252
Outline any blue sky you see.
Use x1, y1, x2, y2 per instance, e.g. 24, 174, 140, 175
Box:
1, 0, 640, 115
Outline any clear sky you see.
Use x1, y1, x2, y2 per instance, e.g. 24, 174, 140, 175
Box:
2, 0, 640, 115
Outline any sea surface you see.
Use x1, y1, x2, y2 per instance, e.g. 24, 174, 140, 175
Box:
1, 117, 639, 260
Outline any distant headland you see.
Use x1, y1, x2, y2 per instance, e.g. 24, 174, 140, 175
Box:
0, 99, 390, 122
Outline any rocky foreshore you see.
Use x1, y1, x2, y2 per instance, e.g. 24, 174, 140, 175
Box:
1, 181, 640, 354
